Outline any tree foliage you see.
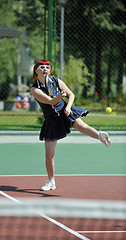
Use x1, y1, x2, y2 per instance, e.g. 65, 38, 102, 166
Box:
61, 0, 126, 99
0, 0, 125, 104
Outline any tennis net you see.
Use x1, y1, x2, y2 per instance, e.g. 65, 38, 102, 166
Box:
0, 198, 126, 240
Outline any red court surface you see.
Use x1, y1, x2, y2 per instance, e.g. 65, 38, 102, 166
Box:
0, 175, 126, 240
0, 175, 126, 200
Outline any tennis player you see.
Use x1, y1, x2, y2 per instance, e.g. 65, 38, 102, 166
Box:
31, 60, 111, 191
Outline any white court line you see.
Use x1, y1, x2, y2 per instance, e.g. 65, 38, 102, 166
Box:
39, 212, 90, 240
0, 191, 21, 203
0, 191, 90, 240
0, 174, 126, 177
78, 231, 126, 233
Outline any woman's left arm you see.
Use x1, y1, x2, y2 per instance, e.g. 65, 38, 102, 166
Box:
58, 79, 75, 116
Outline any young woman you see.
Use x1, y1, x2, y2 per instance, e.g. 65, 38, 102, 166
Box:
31, 59, 111, 191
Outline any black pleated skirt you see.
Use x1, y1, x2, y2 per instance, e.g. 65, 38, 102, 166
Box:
39, 106, 89, 141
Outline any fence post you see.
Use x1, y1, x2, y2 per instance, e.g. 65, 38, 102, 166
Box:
58, 0, 67, 80
48, 0, 53, 62
53, 0, 57, 75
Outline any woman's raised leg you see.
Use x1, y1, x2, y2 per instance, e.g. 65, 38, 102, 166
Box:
72, 118, 111, 147
72, 118, 99, 139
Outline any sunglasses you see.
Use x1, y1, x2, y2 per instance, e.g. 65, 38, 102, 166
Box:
37, 65, 51, 70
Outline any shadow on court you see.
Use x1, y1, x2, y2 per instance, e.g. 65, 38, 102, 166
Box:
0, 185, 61, 198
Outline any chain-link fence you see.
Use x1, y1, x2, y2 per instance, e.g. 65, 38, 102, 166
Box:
0, 0, 126, 130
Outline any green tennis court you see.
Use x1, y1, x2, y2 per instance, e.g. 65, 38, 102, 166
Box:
0, 135, 126, 175
0, 132, 126, 240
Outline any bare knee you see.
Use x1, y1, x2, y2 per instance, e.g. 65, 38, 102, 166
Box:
72, 118, 88, 132
45, 140, 57, 162
46, 150, 55, 162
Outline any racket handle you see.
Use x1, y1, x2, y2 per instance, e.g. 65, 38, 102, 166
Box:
60, 91, 69, 98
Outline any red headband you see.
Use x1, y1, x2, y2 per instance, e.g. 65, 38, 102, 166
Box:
33, 60, 53, 81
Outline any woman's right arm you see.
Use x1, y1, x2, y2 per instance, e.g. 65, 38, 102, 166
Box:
30, 87, 66, 105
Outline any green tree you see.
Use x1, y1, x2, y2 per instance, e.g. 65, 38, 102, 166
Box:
55, 55, 90, 104
59, 0, 126, 99
0, 0, 18, 99
0, 0, 46, 100
14, 0, 46, 61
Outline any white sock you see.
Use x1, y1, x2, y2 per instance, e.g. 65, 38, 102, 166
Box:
49, 178, 55, 183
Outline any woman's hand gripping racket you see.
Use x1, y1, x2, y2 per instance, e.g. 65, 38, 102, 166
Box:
45, 75, 68, 99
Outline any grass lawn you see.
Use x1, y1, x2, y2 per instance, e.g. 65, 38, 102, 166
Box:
83, 112, 126, 130
0, 110, 126, 130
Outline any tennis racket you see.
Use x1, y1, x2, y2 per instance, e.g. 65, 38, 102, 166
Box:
45, 75, 61, 97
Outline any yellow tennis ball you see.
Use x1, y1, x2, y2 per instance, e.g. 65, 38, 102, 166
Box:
106, 107, 112, 113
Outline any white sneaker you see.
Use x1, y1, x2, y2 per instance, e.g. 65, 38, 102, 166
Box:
99, 131, 111, 147
40, 179, 56, 191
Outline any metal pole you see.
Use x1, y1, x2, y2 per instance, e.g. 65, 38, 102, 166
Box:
44, 0, 46, 59
60, 6, 64, 80
48, 0, 53, 62
53, 0, 57, 75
